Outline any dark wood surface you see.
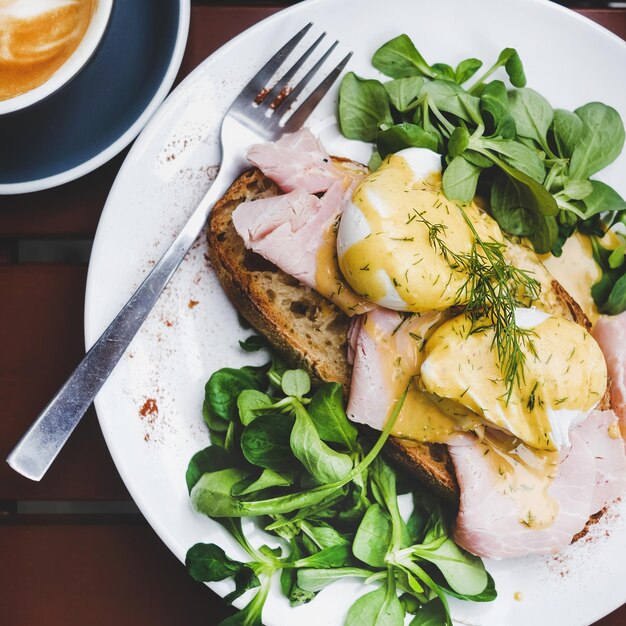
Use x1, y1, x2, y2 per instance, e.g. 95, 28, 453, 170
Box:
1, 4, 625, 625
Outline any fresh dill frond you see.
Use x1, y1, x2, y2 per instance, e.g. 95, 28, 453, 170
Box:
414, 208, 541, 401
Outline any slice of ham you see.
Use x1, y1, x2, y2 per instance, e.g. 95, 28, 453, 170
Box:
346, 315, 364, 366
232, 179, 373, 316
450, 432, 596, 560
346, 308, 445, 429
450, 409, 626, 560
593, 313, 626, 437
347, 309, 407, 429
575, 409, 626, 512
247, 128, 352, 194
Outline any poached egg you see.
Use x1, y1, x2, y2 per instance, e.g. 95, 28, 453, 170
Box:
337, 148, 501, 312
420, 308, 608, 450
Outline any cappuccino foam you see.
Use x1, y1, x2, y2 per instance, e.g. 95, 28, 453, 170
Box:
0, 0, 95, 101
0, 0, 77, 20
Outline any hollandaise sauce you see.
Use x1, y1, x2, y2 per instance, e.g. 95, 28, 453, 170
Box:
420, 311, 608, 451
338, 152, 502, 312
314, 221, 372, 316
540, 232, 603, 326
363, 311, 482, 442
480, 430, 561, 529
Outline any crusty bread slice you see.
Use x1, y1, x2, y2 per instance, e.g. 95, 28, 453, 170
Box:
207, 164, 611, 503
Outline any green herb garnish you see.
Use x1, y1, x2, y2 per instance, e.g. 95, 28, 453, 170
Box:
412, 207, 540, 399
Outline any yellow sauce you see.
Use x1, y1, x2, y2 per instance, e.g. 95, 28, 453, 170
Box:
362, 311, 482, 442
339, 154, 502, 312
503, 241, 564, 312
539, 232, 602, 326
315, 221, 372, 315
392, 390, 483, 443
420, 312, 607, 450
608, 420, 621, 439
481, 430, 560, 529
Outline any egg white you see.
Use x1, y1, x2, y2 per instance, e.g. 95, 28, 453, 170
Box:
337, 148, 443, 311
514, 308, 596, 449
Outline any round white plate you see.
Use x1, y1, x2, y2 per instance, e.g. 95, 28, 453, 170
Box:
85, 1, 626, 624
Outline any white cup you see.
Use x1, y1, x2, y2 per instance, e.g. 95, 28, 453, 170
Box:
0, 0, 114, 115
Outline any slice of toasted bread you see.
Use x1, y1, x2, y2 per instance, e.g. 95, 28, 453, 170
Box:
207, 164, 611, 503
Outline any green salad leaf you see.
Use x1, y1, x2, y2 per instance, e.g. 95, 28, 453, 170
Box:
185, 344, 492, 625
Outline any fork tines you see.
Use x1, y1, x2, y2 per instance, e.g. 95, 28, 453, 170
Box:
240, 23, 352, 131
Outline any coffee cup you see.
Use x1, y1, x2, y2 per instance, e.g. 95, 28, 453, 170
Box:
0, 0, 114, 115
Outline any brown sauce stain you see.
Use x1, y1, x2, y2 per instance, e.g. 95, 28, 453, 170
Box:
139, 398, 158, 419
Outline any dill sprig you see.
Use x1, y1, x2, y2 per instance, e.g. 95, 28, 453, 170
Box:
413, 208, 541, 401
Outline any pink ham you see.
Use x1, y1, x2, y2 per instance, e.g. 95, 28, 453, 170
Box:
247, 128, 350, 194
450, 432, 596, 560
233, 183, 340, 287
346, 315, 364, 366
450, 409, 626, 560
593, 313, 626, 434
347, 309, 405, 429
232, 179, 374, 315
347, 308, 443, 429
575, 409, 626, 512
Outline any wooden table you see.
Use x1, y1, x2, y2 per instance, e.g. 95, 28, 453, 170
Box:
1, 3, 625, 624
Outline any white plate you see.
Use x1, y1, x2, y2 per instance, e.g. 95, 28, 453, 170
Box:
85, 1, 626, 624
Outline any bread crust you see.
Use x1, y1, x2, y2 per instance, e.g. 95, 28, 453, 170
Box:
207, 165, 611, 506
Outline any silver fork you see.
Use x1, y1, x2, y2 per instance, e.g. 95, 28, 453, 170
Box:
7, 24, 352, 481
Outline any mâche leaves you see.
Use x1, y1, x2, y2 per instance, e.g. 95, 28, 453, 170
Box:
581, 180, 626, 218
240, 413, 296, 471
186, 349, 492, 625
412, 538, 488, 596
455, 58, 482, 85
297, 567, 373, 592
239, 335, 268, 352
237, 389, 273, 425
352, 503, 392, 567
569, 102, 625, 179
442, 156, 480, 203
281, 369, 311, 398
372, 34, 436, 79
290, 402, 353, 484
186, 445, 241, 493
508, 88, 553, 150
551, 108, 583, 157
308, 383, 358, 449
345, 584, 405, 626
447, 127, 470, 157
231, 468, 293, 496
421, 79, 482, 124
591, 234, 626, 314
384, 77, 424, 111
205, 368, 263, 422
337, 33, 626, 285
377, 124, 439, 158
339, 72, 393, 141
480, 80, 510, 131
409, 598, 448, 626
186, 543, 255, 584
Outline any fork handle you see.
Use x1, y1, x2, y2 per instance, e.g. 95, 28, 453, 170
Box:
6, 164, 237, 481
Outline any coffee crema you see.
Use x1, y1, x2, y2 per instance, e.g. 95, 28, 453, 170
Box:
0, 0, 96, 101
